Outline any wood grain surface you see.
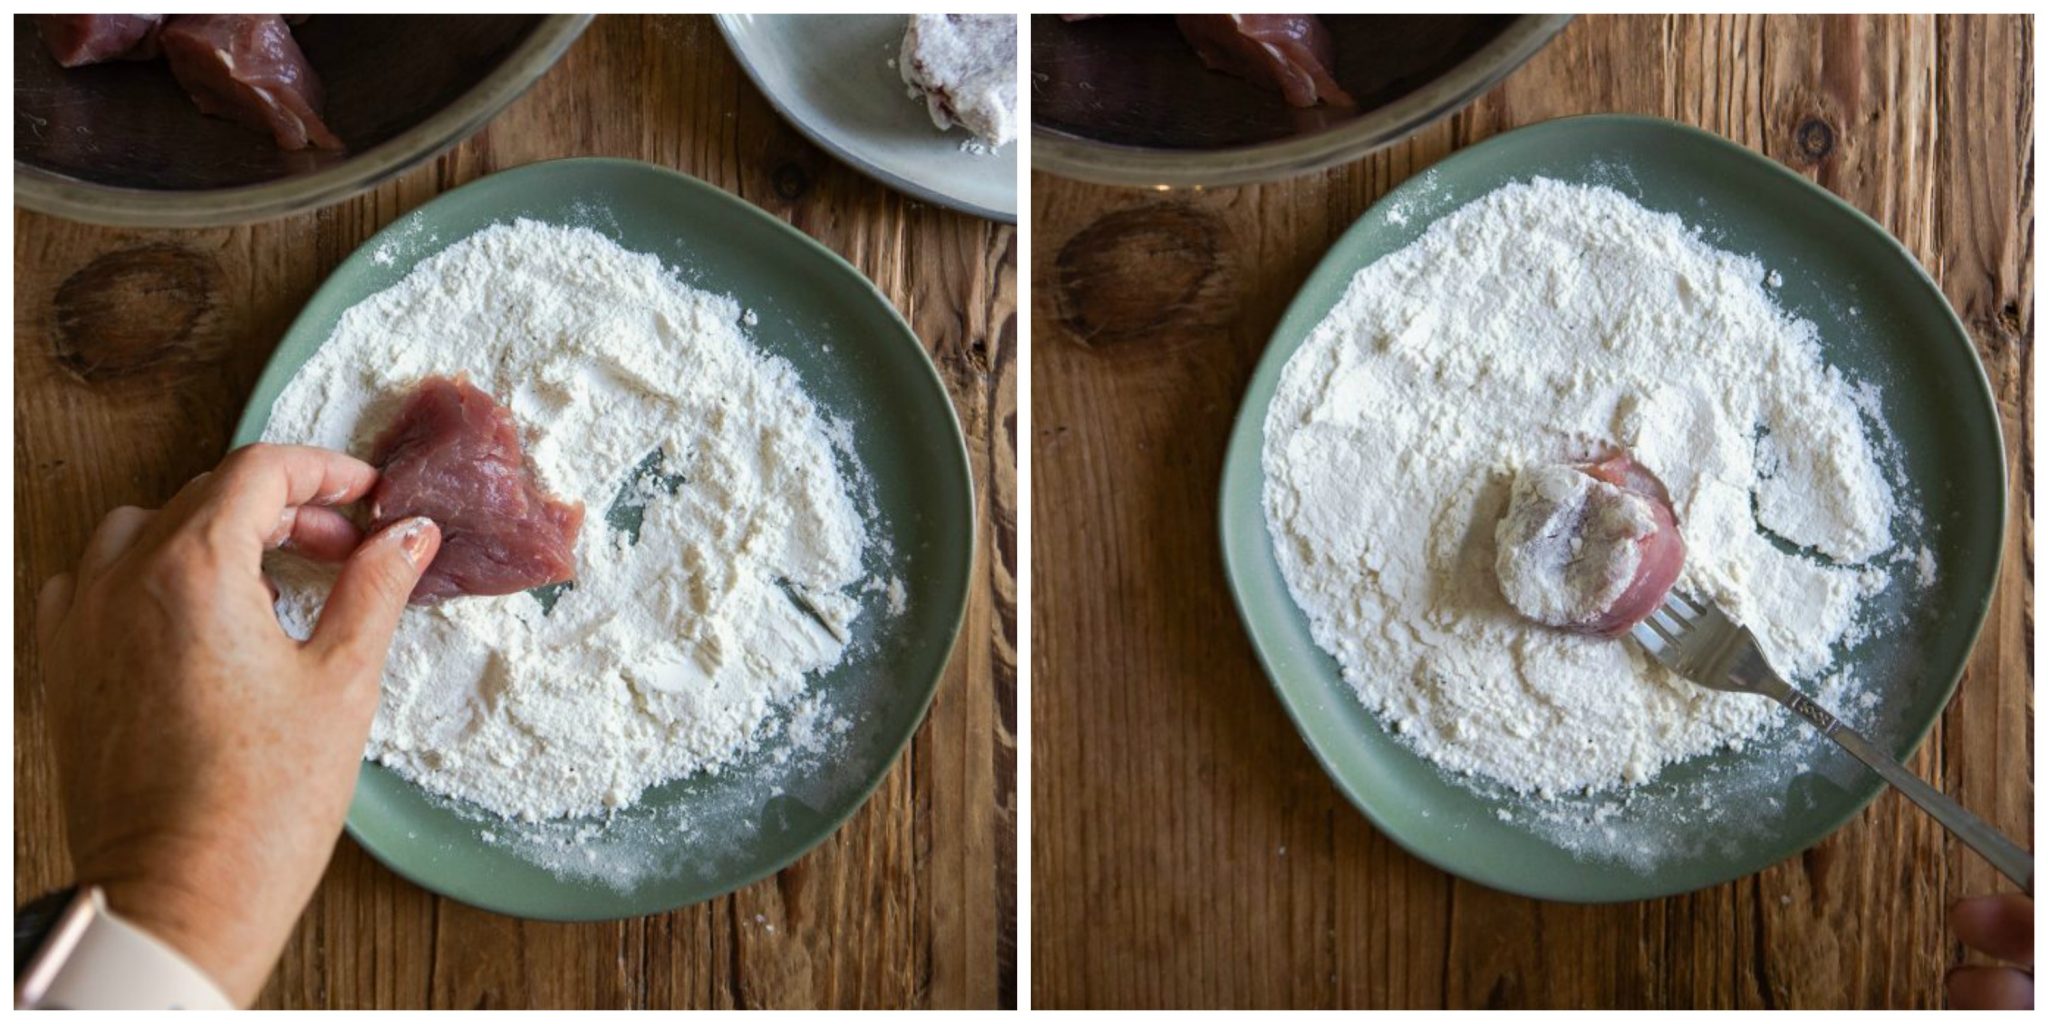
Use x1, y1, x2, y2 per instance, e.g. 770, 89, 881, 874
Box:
13, 15, 1015, 1010
1031, 14, 2031, 1010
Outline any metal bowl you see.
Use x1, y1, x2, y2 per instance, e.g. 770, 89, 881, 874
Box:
14, 14, 591, 226
1031, 14, 1572, 188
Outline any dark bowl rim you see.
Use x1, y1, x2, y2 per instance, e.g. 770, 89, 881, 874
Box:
1031, 13, 1574, 188
13, 13, 594, 227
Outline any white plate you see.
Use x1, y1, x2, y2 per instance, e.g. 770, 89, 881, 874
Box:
717, 13, 1017, 222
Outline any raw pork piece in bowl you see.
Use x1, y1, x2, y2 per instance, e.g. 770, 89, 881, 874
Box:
14, 14, 590, 225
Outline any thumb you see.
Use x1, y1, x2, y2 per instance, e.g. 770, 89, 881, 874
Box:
311, 517, 440, 670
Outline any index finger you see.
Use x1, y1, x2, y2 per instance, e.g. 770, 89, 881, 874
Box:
1953, 895, 2034, 966
195, 443, 379, 545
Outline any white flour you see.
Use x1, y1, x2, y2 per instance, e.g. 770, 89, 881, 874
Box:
1263, 178, 1912, 801
264, 219, 871, 823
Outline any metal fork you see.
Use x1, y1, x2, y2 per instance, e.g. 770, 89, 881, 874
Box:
1633, 590, 2033, 895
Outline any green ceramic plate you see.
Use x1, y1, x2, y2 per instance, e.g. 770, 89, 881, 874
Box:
232, 158, 973, 920
1220, 115, 2005, 902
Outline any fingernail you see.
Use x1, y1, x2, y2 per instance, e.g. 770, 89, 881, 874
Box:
397, 517, 437, 565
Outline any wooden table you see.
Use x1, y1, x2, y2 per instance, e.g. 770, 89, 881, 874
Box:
1032, 14, 2030, 1010
13, 15, 1015, 1010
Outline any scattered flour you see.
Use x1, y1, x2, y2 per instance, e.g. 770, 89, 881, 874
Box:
265, 219, 872, 824
1263, 178, 1912, 807
367, 210, 438, 268
469, 690, 858, 892
1914, 544, 1940, 587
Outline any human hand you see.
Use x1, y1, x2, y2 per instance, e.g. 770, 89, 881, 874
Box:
1949, 893, 2033, 1010
34, 444, 440, 1006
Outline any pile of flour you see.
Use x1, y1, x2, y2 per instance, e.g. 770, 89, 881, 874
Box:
265, 219, 870, 822
1263, 178, 1912, 799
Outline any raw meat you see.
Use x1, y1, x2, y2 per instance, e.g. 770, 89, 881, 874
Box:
1494, 454, 1685, 638
35, 14, 164, 67
1174, 14, 1354, 108
367, 376, 584, 605
1578, 454, 1685, 636
158, 14, 342, 151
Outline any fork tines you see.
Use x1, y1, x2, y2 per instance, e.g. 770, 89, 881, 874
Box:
1663, 590, 1708, 620
1632, 590, 1701, 659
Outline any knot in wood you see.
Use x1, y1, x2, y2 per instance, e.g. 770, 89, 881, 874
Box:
1795, 117, 1836, 162
1053, 203, 1225, 350
52, 244, 223, 383
772, 162, 812, 201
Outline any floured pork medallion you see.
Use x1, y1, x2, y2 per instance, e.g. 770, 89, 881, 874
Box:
1494, 455, 1684, 637
899, 13, 1017, 147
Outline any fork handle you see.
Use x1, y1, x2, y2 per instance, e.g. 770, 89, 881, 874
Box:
1770, 685, 2033, 895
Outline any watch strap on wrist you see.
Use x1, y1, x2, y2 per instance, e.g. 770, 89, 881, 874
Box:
14, 886, 235, 1010
14, 887, 77, 979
